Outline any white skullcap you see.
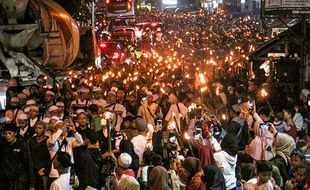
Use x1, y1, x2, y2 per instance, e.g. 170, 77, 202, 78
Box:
76, 109, 87, 115
107, 91, 116, 96
118, 153, 132, 168
29, 105, 39, 111
43, 118, 50, 124
48, 105, 58, 112
54, 120, 63, 126
26, 99, 36, 106
56, 102, 64, 107
301, 89, 310, 97
146, 91, 153, 96
79, 88, 90, 93
50, 116, 59, 121
17, 113, 28, 120
46, 90, 55, 96
93, 87, 102, 92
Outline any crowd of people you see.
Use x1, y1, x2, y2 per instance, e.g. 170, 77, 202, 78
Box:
0, 9, 310, 190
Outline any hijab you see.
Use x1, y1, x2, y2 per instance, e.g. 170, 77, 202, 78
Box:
198, 144, 214, 168
147, 166, 171, 190
246, 123, 274, 161
202, 165, 226, 190
119, 174, 140, 190
182, 157, 201, 181
274, 132, 296, 165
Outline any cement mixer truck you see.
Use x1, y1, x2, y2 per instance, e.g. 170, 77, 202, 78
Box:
0, 0, 97, 79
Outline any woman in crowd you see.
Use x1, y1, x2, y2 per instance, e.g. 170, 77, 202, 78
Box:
178, 157, 205, 190
272, 130, 296, 185
147, 166, 172, 190
201, 165, 226, 190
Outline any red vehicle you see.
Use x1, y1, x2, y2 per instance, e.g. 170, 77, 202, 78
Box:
98, 41, 126, 64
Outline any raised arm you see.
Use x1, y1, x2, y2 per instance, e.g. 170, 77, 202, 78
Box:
68, 124, 84, 148
47, 129, 63, 147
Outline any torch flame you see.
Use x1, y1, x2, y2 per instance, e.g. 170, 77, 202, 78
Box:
261, 89, 268, 97
216, 87, 220, 96
199, 73, 206, 84
184, 132, 190, 140
105, 112, 113, 120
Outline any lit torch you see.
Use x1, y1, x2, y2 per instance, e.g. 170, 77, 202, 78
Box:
260, 88, 273, 112
261, 88, 268, 98
184, 131, 194, 156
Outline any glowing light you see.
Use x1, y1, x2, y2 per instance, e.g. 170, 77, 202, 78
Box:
199, 73, 206, 84
261, 89, 268, 97
184, 132, 190, 140
105, 112, 113, 120
216, 87, 220, 96
200, 87, 208, 93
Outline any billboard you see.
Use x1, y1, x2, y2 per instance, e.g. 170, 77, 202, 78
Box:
263, 0, 310, 16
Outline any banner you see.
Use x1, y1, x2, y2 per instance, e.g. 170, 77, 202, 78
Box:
264, 0, 310, 16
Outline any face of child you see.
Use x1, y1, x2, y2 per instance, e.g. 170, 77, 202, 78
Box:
258, 171, 272, 184
291, 156, 302, 169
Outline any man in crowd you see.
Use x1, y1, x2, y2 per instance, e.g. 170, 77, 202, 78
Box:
29, 121, 51, 190
103, 91, 126, 132
0, 123, 35, 189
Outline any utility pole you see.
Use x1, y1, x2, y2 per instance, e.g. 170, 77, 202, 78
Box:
91, 1, 96, 28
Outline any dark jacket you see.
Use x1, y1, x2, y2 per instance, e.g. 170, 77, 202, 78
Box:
73, 145, 100, 189
28, 136, 52, 176
17, 125, 35, 142
0, 137, 34, 189
98, 128, 117, 153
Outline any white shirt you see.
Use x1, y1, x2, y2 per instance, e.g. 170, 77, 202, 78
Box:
70, 99, 90, 106
50, 173, 73, 190
131, 134, 147, 158
104, 103, 126, 131
70, 99, 91, 113
244, 178, 274, 190
141, 166, 149, 182
137, 103, 163, 127
19, 126, 29, 137
293, 113, 304, 131
30, 117, 38, 127
213, 150, 237, 190
47, 129, 84, 178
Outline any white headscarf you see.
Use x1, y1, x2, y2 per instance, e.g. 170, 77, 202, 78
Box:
119, 174, 140, 190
